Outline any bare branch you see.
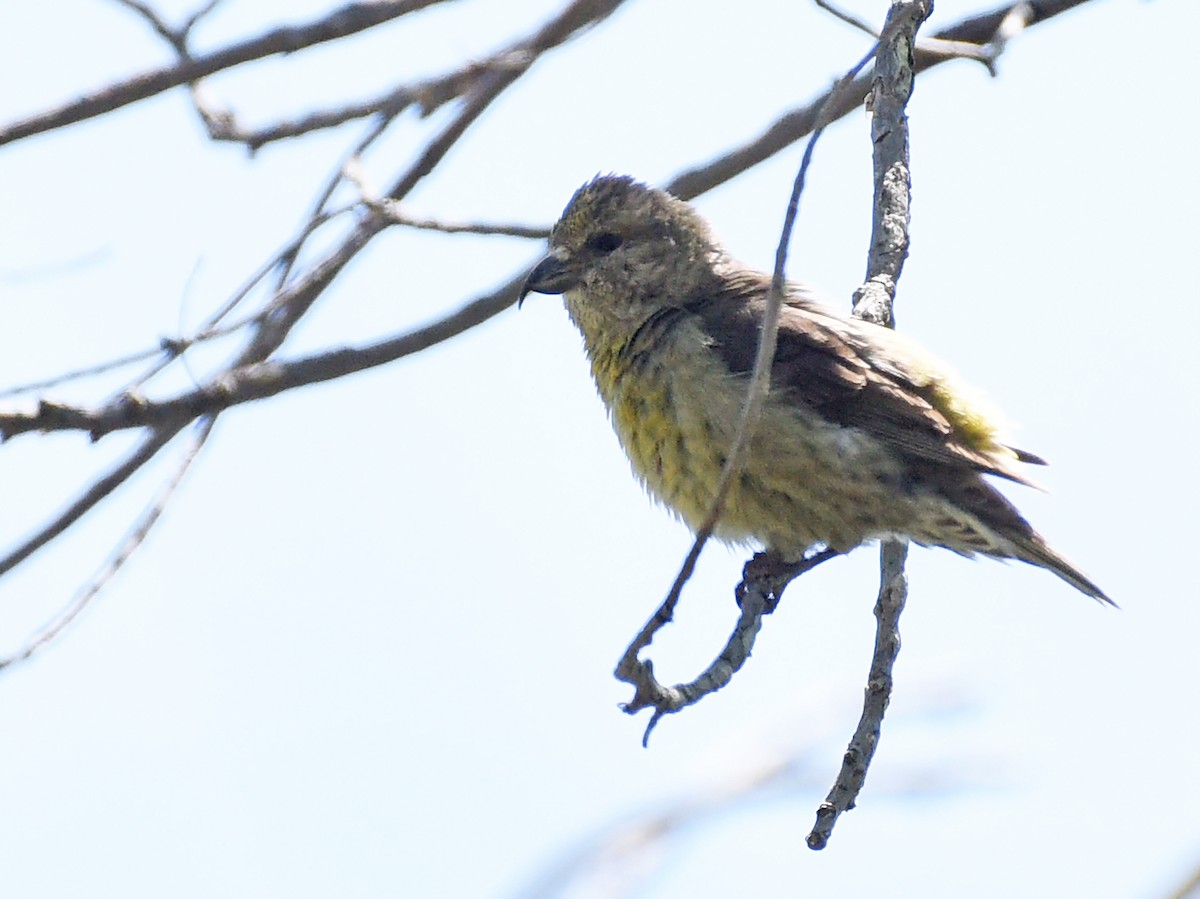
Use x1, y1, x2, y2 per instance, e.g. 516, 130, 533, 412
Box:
0, 3, 632, 634
256, 0, 627, 352
273, 0, 626, 301
613, 39, 880, 740
113, 0, 222, 51
619, 548, 840, 747
805, 0, 931, 850
0, 417, 215, 673
382, 0, 628, 203
374, 210, 550, 239
200, 50, 530, 151
198, 86, 414, 151
807, 540, 908, 848
1164, 857, 1200, 899
0, 268, 526, 441
0, 176, 380, 661
667, 0, 1095, 201
0, 426, 184, 577
815, 0, 999, 73
0, 0, 454, 145
87, 0, 628, 156
125, 205, 355, 395
0, 0, 1109, 672
0, 204, 354, 408
0, 345, 169, 400
345, 161, 550, 237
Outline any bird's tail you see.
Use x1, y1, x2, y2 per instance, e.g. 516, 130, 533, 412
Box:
1005, 531, 1115, 607
921, 469, 1115, 606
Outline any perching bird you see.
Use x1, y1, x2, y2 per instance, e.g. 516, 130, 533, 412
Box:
520, 175, 1111, 604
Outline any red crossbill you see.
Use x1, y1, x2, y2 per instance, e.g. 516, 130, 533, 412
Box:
521, 176, 1110, 603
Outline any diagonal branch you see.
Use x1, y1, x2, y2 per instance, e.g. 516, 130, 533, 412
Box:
667, 0, 1095, 201
0, 0, 454, 145
0, 2, 634, 664
0, 425, 185, 577
0, 0, 1109, 676
0, 270, 527, 441
0, 0, 1098, 434
0, 417, 216, 672
613, 42, 880, 744
196, 0, 627, 151
381, 0, 628, 202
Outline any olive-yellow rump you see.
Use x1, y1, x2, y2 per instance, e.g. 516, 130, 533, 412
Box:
521, 175, 1110, 604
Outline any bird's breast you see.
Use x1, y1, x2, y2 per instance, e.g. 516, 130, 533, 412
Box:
603, 345, 735, 537
586, 318, 913, 556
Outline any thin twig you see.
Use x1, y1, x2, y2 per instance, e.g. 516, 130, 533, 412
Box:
0, 0, 454, 145
0, 0, 1104, 673
272, 120, 397, 292
814, 0, 878, 35
0, 426, 184, 577
815, 0, 998, 73
807, 540, 908, 848
613, 41, 880, 740
114, 0, 221, 51
667, 0, 1095, 202
1, 2, 632, 441
0, 270, 529, 441
381, 0, 632, 204
0, 209, 351, 403
375, 209, 550, 239
805, 0, 931, 850
0, 345, 169, 399
126, 205, 354, 394
0, 417, 216, 672
275, 0, 626, 293
627, 549, 840, 747
200, 49, 531, 151
1164, 858, 1200, 899
200, 86, 406, 151
345, 161, 550, 237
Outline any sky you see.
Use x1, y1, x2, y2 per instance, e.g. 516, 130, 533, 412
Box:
1, 1, 1198, 897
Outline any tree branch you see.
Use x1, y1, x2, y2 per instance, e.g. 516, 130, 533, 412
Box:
0, 0, 1109, 670
0, 268, 527, 441
0, 0, 1098, 440
0, 417, 216, 671
807, 540, 908, 848
806, 0, 930, 850
0, 425, 185, 577
666, 0, 1094, 201
0, 0, 454, 145
195, 0, 625, 151
613, 42, 880, 743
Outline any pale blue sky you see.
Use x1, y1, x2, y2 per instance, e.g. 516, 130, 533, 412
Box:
1, 1, 1198, 897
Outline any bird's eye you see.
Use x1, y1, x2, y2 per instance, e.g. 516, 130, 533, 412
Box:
586, 232, 623, 255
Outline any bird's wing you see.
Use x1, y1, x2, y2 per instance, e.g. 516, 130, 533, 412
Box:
690, 269, 1039, 485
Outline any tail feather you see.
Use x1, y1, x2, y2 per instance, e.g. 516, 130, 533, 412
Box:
1006, 531, 1115, 607
917, 465, 1114, 605
1007, 445, 1048, 467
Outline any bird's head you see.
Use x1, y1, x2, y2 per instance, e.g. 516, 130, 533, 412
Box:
520, 176, 724, 336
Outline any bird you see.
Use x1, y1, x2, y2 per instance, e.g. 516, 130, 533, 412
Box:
520, 175, 1111, 604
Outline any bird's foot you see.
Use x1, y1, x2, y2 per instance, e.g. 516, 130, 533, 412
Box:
738, 546, 841, 611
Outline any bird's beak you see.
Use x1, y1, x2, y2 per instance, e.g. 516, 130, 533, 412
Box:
518, 248, 578, 308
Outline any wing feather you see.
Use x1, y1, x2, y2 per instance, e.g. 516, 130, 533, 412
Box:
689, 269, 1038, 485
